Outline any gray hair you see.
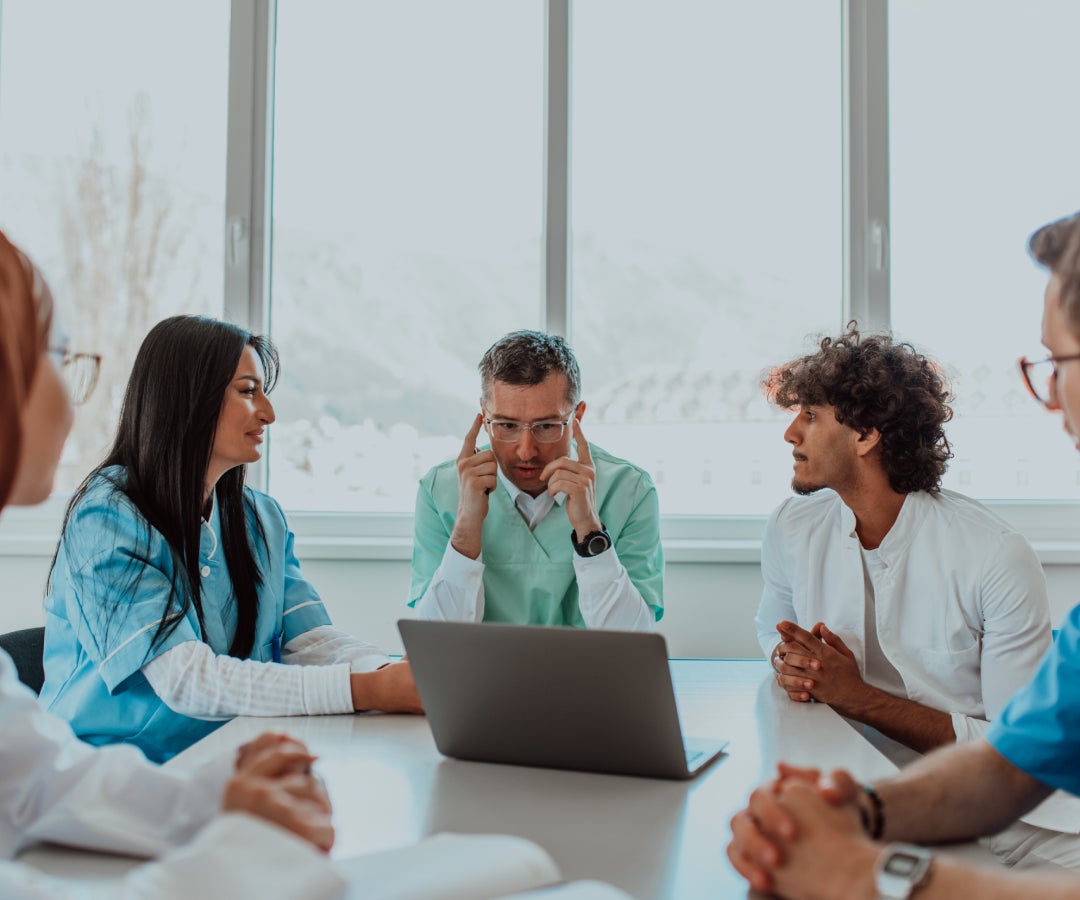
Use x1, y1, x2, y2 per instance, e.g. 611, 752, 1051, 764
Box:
478, 330, 581, 406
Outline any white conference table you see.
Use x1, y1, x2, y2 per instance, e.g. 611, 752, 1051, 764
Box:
21, 660, 997, 898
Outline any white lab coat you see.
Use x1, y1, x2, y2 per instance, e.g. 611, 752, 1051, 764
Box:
757, 488, 1080, 841
756, 488, 1052, 742
0, 649, 345, 899
0, 648, 633, 897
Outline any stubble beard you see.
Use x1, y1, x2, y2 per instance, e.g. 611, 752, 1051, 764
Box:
791, 478, 825, 496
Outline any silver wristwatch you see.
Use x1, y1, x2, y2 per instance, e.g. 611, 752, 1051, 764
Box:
874, 843, 932, 899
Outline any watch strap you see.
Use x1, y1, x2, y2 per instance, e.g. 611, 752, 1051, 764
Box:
571, 524, 611, 557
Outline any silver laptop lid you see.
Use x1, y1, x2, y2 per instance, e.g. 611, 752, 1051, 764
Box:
398, 619, 725, 780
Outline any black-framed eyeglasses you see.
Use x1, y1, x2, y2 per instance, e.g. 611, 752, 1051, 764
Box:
1019, 353, 1080, 408
484, 413, 575, 444
48, 346, 102, 406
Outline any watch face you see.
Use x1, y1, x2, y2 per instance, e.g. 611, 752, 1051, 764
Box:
877, 844, 932, 897
884, 852, 922, 876
586, 534, 610, 555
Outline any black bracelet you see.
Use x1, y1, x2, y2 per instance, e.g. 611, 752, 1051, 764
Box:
860, 783, 884, 840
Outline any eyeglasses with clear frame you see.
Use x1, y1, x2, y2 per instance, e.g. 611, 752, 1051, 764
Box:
1018, 353, 1080, 408
48, 346, 102, 406
484, 412, 576, 443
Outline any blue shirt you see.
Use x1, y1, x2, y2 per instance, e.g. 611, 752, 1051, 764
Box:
987, 601, 1080, 796
40, 467, 332, 762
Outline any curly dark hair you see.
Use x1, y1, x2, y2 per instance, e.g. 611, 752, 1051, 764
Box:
765, 327, 954, 494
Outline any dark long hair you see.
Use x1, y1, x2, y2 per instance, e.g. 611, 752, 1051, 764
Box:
52, 315, 279, 659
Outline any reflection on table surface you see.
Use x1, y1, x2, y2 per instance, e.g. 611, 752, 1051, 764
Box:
21, 660, 998, 898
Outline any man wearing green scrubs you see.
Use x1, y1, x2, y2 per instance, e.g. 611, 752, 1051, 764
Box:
409, 331, 663, 629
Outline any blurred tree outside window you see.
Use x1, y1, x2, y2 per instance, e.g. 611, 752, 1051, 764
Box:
0, 0, 229, 491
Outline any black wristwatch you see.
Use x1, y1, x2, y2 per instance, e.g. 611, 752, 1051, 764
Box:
572, 524, 612, 558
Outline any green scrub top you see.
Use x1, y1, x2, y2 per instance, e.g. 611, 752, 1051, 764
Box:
409, 442, 664, 625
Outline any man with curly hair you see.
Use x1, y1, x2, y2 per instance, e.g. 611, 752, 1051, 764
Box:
756, 329, 1052, 768
729, 217, 1080, 896
755, 328, 1080, 869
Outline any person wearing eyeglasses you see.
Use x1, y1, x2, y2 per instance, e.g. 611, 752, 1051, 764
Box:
0, 230, 354, 897
38, 314, 422, 764
727, 211, 1080, 899
754, 327, 1080, 869
409, 330, 662, 629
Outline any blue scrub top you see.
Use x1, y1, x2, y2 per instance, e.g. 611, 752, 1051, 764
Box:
40, 466, 333, 762
988, 601, 1080, 796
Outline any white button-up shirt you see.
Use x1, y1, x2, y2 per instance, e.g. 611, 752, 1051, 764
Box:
756, 488, 1051, 741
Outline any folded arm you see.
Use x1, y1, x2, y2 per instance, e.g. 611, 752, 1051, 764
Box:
774, 621, 956, 753
730, 758, 1063, 900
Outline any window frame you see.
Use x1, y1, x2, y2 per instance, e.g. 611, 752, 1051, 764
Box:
5, 0, 1063, 564
231, 0, 872, 518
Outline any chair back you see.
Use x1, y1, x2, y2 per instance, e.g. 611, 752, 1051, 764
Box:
0, 627, 46, 694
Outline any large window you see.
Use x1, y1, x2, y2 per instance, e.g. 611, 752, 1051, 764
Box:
269, 1, 545, 512
571, 0, 842, 515
3, 1, 1079, 532
0, 0, 230, 491
889, 0, 1080, 501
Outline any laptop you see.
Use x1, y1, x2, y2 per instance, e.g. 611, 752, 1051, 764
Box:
397, 619, 728, 780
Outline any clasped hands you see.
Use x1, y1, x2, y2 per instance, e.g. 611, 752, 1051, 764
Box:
772, 620, 870, 715
225, 732, 336, 852
224, 670, 424, 850
727, 763, 880, 899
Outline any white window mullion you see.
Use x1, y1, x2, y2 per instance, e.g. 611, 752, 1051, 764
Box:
843, 0, 890, 333
224, 0, 276, 490
543, 0, 571, 338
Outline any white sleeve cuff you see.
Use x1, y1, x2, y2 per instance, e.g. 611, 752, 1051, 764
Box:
570, 546, 622, 585
950, 711, 991, 744
143, 641, 354, 717
413, 543, 487, 623
570, 548, 655, 632
758, 630, 782, 661
124, 814, 346, 899
440, 542, 486, 584
304, 663, 355, 715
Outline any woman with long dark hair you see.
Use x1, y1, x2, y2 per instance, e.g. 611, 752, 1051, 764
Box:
0, 231, 350, 896
40, 315, 420, 763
